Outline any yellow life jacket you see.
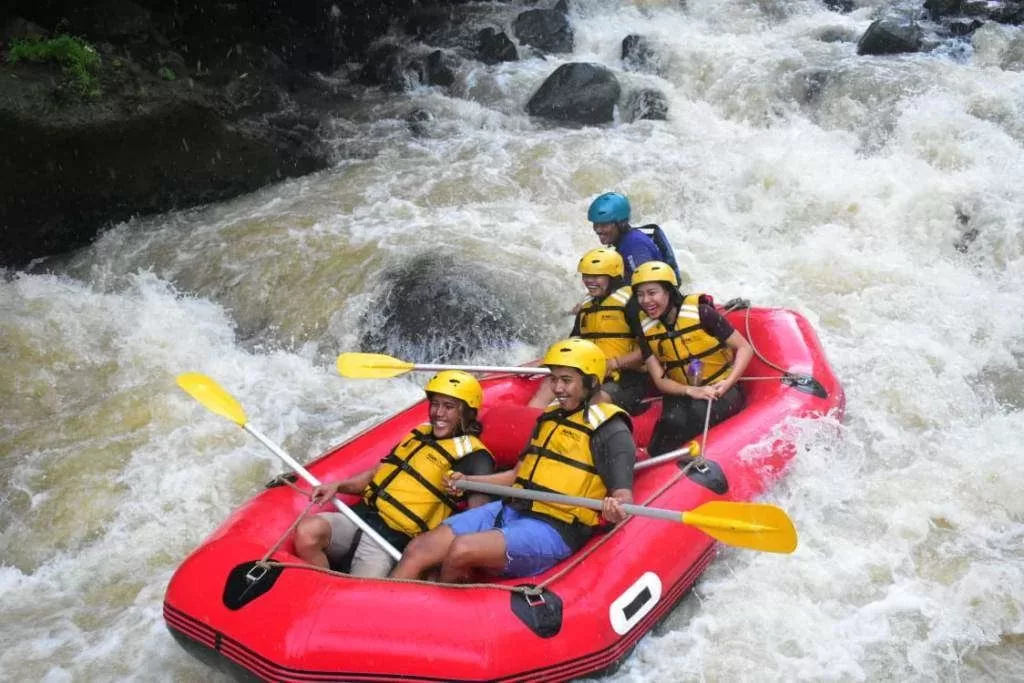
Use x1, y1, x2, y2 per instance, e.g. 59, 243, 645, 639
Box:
578, 285, 638, 371
515, 403, 631, 527
639, 293, 733, 385
364, 426, 492, 537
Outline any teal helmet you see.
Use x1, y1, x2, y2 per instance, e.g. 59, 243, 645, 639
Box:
587, 192, 631, 223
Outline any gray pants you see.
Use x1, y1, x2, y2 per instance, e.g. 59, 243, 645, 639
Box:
323, 512, 397, 578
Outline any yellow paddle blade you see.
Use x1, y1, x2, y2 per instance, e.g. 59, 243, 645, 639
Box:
336, 352, 415, 379
682, 501, 798, 554
176, 373, 247, 426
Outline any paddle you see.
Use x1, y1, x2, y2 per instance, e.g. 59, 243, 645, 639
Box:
452, 480, 796, 553
337, 352, 552, 380
176, 373, 402, 561
634, 440, 700, 471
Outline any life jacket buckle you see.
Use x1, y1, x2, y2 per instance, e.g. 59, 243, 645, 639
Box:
244, 563, 270, 585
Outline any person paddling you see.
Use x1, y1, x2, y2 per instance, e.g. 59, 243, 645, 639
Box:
391, 339, 635, 582
626, 261, 753, 456
529, 248, 650, 413
588, 191, 681, 282
294, 371, 495, 577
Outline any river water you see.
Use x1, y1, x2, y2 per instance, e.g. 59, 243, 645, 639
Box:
2, 1, 1022, 680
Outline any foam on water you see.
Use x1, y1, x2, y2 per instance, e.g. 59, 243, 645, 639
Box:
2, 0, 1023, 680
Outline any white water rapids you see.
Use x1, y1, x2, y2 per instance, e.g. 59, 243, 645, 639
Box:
2, 0, 1023, 680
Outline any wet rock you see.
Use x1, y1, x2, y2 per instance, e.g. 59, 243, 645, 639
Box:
622, 34, 657, 72
477, 27, 518, 64
0, 37, 328, 267
947, 18, 985, 36
525, 62, 621, 124
624, 89, 668, 121
404, 6, 453, 39
425, 50, 459, 87
0, 0, 437, 266
359, 253, 527, 362
857, 19, 924, 55
990, 2, 1024, 24
924, 0, 966, 18
359, 43, 425, 91
823, 0, 855, 13
513, 8, 574, 55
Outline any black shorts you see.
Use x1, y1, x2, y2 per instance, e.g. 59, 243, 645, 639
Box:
600, 370, 652, 414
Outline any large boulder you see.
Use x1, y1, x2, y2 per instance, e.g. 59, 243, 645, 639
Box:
478, 27, 518, 64
359, 253, 530, 362
513, 8, 574, 54
525, 63, 621, 124
425, 49, 460, 87
857, 19, 924, 55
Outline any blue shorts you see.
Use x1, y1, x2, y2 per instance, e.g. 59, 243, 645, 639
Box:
443, 500, 572, 578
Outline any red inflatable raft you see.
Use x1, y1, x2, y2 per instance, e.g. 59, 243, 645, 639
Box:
165, 307, 844, 682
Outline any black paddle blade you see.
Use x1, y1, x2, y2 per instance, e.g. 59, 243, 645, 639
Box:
680, 458, 729, 495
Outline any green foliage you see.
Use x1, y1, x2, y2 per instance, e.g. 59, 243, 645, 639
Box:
8, 35, 101, 97
157, 66, 176, 81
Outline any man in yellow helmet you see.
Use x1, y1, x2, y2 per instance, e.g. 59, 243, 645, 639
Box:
294, 371, 495, 577
391, 339, 636, 582
530, 248, 650, 413
627, 261, 753, 456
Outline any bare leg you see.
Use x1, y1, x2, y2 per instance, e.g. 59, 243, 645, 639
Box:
528, 378, 555, 409
592, 388, 613, 404
294, 516, 333, 569
439, 530, 507, 583
390, 524, 457, 580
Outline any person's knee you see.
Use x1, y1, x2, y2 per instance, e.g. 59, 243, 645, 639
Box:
444, 537, 478, 572
294, 517, 331, 552
404, 527, 453, 566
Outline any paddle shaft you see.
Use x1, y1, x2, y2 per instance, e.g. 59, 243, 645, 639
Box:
634, 443, 697, 471
402, 363, 549, 375
244, 424, 402, 561
454, 480, 681, 522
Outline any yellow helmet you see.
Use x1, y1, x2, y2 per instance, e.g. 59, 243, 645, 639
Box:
541, 338, 606, 381
631, 260, 679, 288
424, 370, 482, 410
577, 248, 624, 278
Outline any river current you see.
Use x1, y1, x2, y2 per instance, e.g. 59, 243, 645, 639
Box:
2, 1, 1023, 680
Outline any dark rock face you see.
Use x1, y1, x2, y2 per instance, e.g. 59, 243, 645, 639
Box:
526, 63, 621, 124
0, 68, 327, 266
624, 89, 668, 121
925, 0, 1024, 25
359, 43, 426, 91
0, 0, 433, 267
478, 27, 518, 64
425, 50, 459, 87
857, 19, 924, 55
513, 8, 573, 54
359, 253, 528, 362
